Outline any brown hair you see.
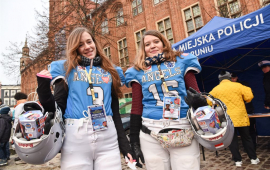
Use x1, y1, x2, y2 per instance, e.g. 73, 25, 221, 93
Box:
134, 30, 181, 70
65, 27, 122, 97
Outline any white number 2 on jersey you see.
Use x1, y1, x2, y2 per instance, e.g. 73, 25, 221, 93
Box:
148, 80, 179, 106
87, 86, 104, 105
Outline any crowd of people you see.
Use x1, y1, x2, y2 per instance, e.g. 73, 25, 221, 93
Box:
0, 26, 270, 169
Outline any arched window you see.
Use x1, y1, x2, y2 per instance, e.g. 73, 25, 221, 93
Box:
116, 8, 124, 26
101, 18, 109, 34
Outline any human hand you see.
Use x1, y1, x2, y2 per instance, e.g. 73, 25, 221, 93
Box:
125, 153, 137, 169
265, 105, 270, 110
185, 87, 208, 110
130, 142, 145, 168
37, 70, 52, 79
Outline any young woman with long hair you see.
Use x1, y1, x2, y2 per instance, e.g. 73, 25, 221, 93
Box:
125, 30, 207, 170
36, 27, 133, 169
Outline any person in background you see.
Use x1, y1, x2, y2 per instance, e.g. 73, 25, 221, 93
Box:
231, 73, 257, 150
12, 92, 28, 162
0, 104, 12, 166
258, 60, 270, 110
209, 70, 259, 167
125, 30, 207, 170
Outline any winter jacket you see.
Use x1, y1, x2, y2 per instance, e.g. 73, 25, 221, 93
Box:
209, 79, 254, 127
263, 71, 270, 107
0, 114, 12, 143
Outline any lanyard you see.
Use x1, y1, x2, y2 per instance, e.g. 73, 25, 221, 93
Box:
157, 64, 169, 93
83, 59, 96, 101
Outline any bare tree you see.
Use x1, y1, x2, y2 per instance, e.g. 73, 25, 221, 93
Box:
1, 0, 131, 80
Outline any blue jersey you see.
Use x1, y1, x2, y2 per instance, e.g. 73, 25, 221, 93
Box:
49, 60, 122, 119
125, 53, 201, 120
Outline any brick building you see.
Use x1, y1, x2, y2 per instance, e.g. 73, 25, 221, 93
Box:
0, 84, 21, 109
20, 38, 50, 100
21, 0, 269, 98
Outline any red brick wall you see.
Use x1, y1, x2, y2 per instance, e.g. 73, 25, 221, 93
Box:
22, 0, 263, 97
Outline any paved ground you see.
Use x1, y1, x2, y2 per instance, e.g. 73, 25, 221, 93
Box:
1, 137, 269, 170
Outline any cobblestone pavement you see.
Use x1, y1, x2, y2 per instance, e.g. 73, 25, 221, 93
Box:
1, 137, 269, 170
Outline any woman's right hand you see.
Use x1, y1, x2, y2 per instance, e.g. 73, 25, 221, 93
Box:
37, 70, 52, 79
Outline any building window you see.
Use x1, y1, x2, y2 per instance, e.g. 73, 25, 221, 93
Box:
262, 0, 270, 6
157, 18, 174, 44
103, 47, 111, 60
135, 28, 146, 49
217, 0, 241, 18
11, 90, 16, 97
132, 0, 143, 16
183, 4, 203, 36
4, 90, 9, 97
124, 93, 132, 98
4, 99, 9, 105
11, 99, 16, 106
118, 38, 129, 67
116, 8, 124, 26
101, 18, 109, 35
154, 0, 165, 5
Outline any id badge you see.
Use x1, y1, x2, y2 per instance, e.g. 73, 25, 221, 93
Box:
88, 105, 108, 131
163, 96, 181, 120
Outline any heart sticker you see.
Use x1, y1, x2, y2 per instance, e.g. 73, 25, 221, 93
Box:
102, 77, 109, 83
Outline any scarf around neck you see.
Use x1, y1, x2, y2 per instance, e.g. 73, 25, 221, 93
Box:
145, 53, 165, 66
79, 55, 102, 67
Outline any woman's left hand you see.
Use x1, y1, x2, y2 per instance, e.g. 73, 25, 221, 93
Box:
126, 153, 134, 163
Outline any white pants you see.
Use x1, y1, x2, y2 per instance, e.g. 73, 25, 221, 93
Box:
61, 116, 122, 170
140, 118, 200, 170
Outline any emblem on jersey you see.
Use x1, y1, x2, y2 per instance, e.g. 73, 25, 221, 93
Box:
102, 77, 110, 83
77, 66, 84, 71
97, 67, 108, 75
144, 66, 152, 73
164, 61, 175, 68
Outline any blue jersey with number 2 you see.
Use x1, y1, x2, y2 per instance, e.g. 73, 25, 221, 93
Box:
49, 60, 124, 119
125, 53, 201, 120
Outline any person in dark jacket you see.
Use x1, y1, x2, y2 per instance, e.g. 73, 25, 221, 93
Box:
231, 72, 257, 150
258, 60, 270, 110
0, 104, 12, 166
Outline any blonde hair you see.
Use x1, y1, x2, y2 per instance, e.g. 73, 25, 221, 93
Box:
65, 27, 122, 97
134, 30, 181, 70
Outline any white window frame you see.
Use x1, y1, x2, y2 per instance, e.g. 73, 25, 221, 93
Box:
182, 3, 204, 37
156, 17, 174, 44
4, 98, 9, 105
134, 28, 146, 50
261, 0, 270, 7
124, 93, 132, 98
215, 0, 241, 18
117, 38, 129, 67
101, 18, 109, 35
132, 0, 143, 16
103, 46, 111, 60
11, 90, 16, 97
153, 0, 165, 5
4, 90, 9, 97
116, 8, 124, 26
11, 99, 16, 106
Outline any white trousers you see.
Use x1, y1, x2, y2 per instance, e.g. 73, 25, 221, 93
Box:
61, 116, 122, 170
140, 118, 200, 170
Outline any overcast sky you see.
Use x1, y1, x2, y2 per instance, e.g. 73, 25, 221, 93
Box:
0, 0, 49, 85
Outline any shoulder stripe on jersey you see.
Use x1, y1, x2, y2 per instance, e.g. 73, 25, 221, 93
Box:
127, 79, 140, 88
184, 67, 201, 75
51, 76, 67, 86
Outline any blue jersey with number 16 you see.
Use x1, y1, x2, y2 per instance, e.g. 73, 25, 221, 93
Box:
125, 53, 201, 120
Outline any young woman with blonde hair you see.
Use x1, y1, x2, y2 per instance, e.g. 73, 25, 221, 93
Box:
126, 30, 207, 170
36, 27, 133, 169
